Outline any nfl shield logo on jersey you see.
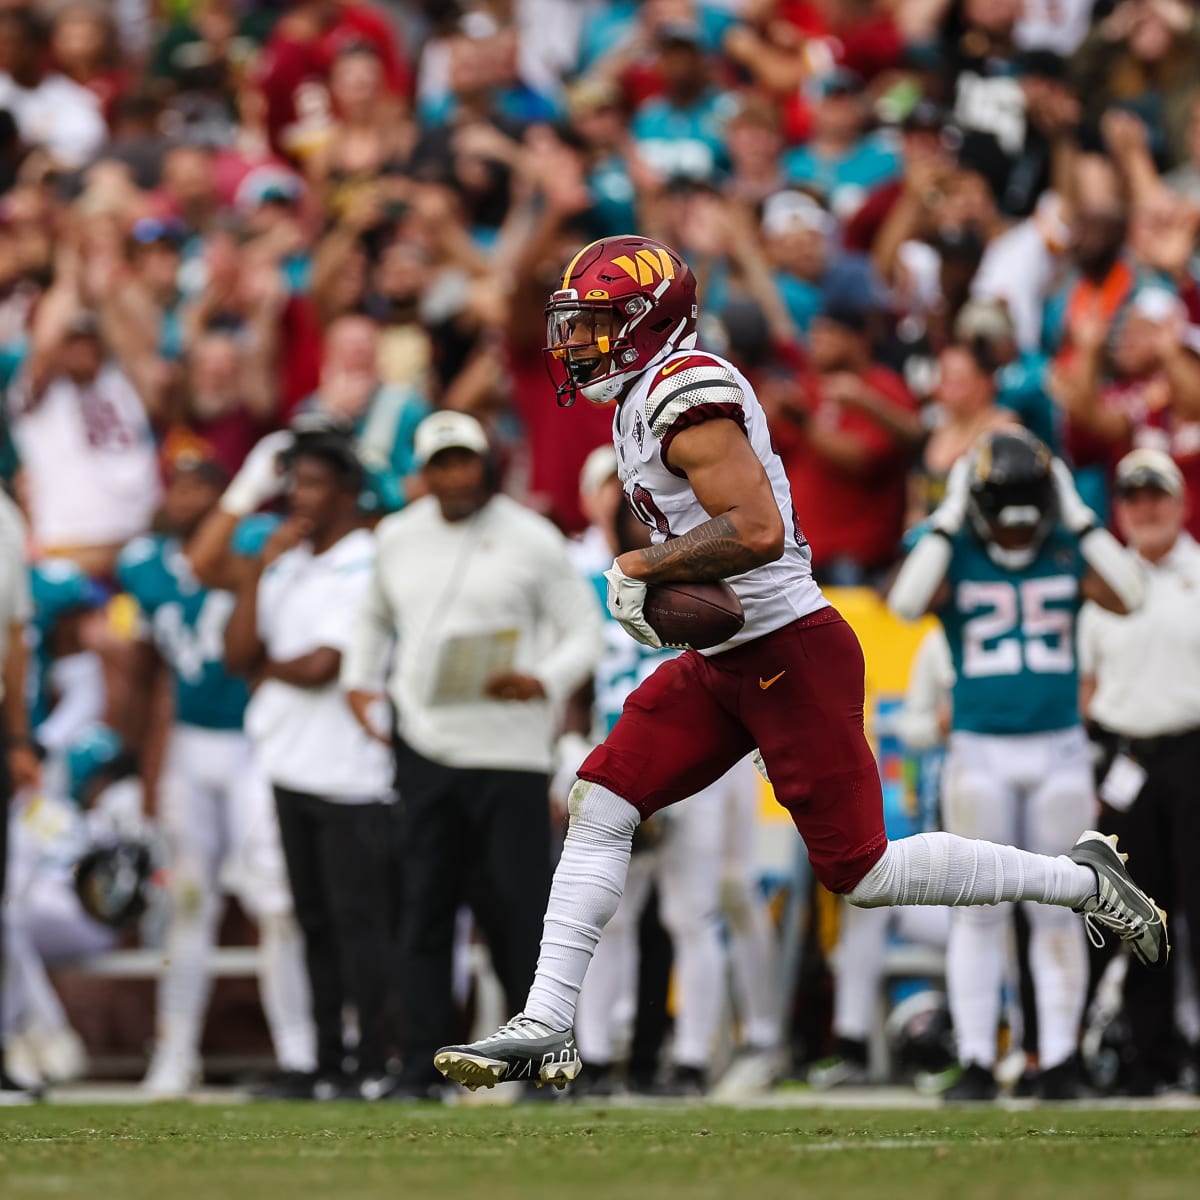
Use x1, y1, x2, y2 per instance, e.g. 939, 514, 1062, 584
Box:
634, 412, 645, 452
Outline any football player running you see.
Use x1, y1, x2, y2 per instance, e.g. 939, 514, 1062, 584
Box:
891, 430, 1135, 1101
433, 234, 1166, 1093
564, 457, 779, 1096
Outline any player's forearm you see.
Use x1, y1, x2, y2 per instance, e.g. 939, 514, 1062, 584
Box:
619, 511, 784, 583
264, 648, 342, 689
224, 565, 266, 676
186, 509, 240, 589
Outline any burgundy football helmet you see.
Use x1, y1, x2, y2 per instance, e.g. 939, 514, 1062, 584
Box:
544, 235, 699, 406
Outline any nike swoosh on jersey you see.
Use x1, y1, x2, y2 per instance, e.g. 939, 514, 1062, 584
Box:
659, 357, 692, 376
759, 671, 786, 690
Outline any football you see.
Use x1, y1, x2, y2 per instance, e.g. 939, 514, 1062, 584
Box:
643, 580, 746, 650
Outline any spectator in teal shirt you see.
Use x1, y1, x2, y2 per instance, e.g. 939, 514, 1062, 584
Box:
759, 191, 836, 336
782, 69, 901, 220
630, 22, 736, 184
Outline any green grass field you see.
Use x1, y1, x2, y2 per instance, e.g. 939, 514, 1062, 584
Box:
2, 1103, 1199, 1200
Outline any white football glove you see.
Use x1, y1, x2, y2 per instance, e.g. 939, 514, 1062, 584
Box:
929, 454, 972, 536
220, 430, 295, 516
1051, 457, 1098, 535
603, 561, 662, 649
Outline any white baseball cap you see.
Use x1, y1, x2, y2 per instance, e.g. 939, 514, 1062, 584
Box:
761, 190, 835, 238
1114, 447, 1184, 498
579, 445, 619, 498
1130, 287, 1184, 326
414, 411, 490, 467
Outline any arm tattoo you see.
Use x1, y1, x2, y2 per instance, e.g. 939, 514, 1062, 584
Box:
630, 514, 762, 583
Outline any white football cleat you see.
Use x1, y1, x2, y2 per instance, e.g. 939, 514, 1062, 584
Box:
140, 1048, 201, 1099
26, 1026, 88, 1084
807, 1054, 869, 1090
711, 1048, 783, 1099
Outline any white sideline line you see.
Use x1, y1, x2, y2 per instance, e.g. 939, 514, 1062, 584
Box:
27, 1083, 1200, 1111
790, 1138, 1004, 1152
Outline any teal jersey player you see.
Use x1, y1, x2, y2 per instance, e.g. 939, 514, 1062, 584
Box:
887, 428, 1150, 1101
116, 517, 273, 731
936, 525, 1085, 736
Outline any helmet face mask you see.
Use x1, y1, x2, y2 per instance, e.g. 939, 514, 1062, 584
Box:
544, 236, 699, 406
966, 430, 1058, 568
546, 301, 621, 392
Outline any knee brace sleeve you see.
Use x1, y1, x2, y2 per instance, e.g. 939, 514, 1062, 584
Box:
566, 779, 641, 843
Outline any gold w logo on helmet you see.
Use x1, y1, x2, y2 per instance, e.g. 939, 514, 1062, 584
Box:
611, 249, 676, 286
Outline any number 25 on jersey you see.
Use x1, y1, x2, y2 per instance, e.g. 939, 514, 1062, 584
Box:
957, 576, 1077, 679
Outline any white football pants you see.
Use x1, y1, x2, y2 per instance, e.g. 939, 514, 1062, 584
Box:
718, 756, 780, 1051
154, 726, 314, 1073
942, 727, 1093, 1070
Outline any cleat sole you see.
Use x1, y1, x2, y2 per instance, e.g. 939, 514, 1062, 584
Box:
539, 1059, 582, 1089
434, 1051, 507, 1091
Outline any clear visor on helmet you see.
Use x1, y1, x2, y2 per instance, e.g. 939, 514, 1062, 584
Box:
546, 301, 618, 379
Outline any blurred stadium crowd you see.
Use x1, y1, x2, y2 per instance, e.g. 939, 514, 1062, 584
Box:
1, 0, 1200, 1104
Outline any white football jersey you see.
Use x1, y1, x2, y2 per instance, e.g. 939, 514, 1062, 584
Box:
612, 350, 827, 652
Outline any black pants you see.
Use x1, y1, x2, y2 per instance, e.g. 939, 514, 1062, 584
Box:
394, 739, 551, 1083
274, 788, 395, 1077
1092, 726, 1200, 1085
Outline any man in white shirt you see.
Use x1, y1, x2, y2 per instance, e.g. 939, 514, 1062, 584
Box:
8, 310, 159, 579
342, 411, 603, 1097
1079, 448, 1200, 1095
225, 421, 396, 1101
0, 10, 106, 170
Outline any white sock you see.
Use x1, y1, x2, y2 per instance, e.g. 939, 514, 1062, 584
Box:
257, 913, 317, 1073
523, 781, 639, 1032
847, 833, 1095, 910
1027, 903, 1088, 1070
660, 890, 724, 1069
153, 883, 221, 1061
947, 904, 1010, 1068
